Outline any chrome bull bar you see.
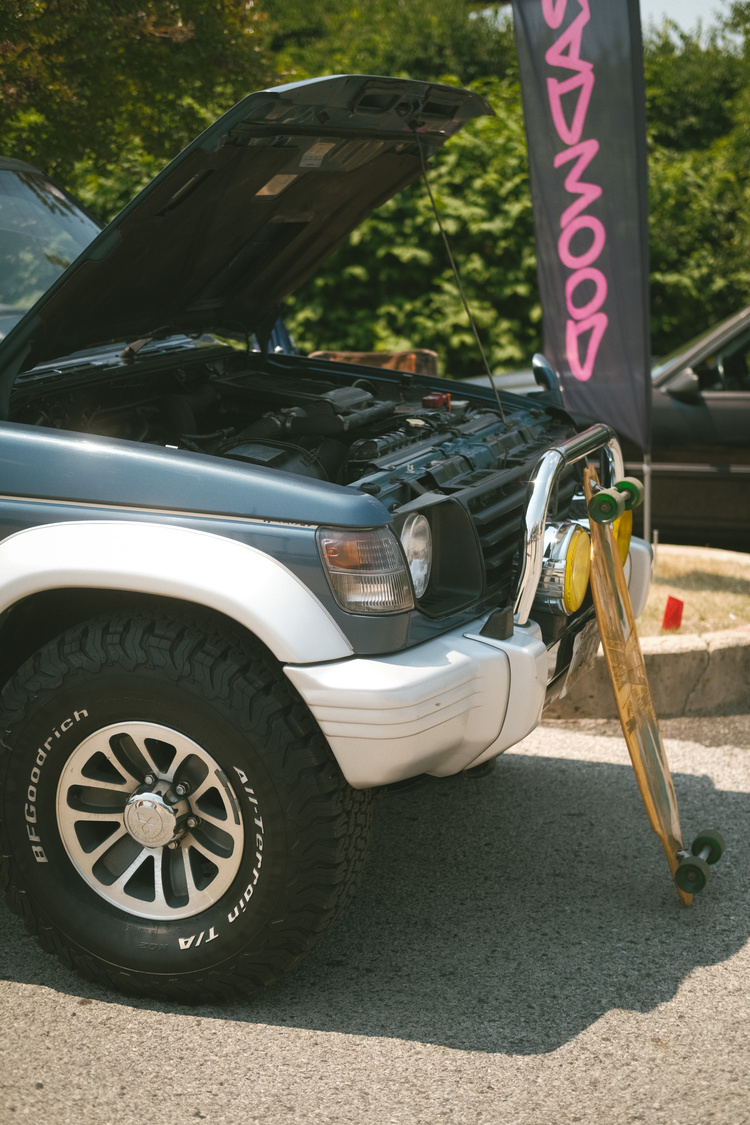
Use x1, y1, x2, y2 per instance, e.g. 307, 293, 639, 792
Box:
514, 424, 623, 625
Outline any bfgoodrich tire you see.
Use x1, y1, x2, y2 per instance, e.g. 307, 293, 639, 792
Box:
0, 613, 372, 1001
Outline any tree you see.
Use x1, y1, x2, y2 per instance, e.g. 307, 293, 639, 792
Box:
285, 77, 541, 377
264, 0, 516, 86
643, 22, 742, 152
5, 0, 750, 369
642, 10, 750, 354
648, 139, 750, 355
0, 1, 271, 218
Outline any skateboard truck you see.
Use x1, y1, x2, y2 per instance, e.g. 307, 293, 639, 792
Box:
584, 467, 725, 904
587, 476, 645, 523
675, 830, 726, 894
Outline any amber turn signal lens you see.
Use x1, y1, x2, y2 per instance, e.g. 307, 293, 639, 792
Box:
317, 527, 414, 614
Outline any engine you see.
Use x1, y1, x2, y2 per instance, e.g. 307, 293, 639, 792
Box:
14, 346, 584, 627
14, 348, 568, 519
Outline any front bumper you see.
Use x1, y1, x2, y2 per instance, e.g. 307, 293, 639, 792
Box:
284, 534, 652, 790
285, 618, 548, 788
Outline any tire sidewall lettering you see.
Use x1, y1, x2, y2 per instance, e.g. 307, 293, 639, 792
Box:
2, 673, 288, 975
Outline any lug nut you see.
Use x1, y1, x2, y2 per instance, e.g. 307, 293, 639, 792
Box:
174, 782, 190, 797
143, 773, 156, 787
186, 816, 200, 829
167, 840, 181, 850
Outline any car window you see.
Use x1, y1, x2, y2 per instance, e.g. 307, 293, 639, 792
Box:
694, 334, 750, 392
0, 170, 100, 314
650, 320, 738, 380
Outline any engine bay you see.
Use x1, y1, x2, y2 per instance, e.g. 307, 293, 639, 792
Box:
11, 343, 569, 514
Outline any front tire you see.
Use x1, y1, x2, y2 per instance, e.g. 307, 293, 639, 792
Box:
0, 613, 372, 1001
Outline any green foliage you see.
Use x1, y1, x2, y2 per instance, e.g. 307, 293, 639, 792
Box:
280, 5, 750, 371
643, 23, 742, 151
264, 0, 516, 86
648, 139, 750, 354
5, 0, 750, 370
285, 77, 541, 378
643, 8, 750, 355
66, 148, 165, 225
0, 0, 271, 217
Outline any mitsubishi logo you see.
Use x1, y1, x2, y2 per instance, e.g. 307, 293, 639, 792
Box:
134, 803, 163, 840
123, 793, 176, 848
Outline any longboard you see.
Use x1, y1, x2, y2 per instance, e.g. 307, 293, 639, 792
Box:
583, 466, 694, 904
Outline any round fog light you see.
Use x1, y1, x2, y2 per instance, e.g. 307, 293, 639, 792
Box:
563, 525, 591, 613
535, 521, 592, 616
399, 513, 432, 598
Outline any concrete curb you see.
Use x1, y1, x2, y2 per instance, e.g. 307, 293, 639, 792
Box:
546, 626, 750, 719
546, 544, 750, 719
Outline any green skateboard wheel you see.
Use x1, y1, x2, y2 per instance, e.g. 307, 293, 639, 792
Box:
691, 829, 725, 865
614, 477, 645, 511
587, 487, 627, 524
675, 854, 710, 893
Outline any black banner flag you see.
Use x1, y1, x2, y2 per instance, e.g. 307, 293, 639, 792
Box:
511, 0, 651, 451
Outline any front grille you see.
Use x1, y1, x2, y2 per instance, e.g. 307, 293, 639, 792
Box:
462, 467, 529, 600
459, 457, 584, 603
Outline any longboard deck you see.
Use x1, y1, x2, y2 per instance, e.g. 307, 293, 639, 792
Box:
584, 467, 692, 905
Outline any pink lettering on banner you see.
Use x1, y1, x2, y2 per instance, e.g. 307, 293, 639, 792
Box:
545, 0, 590, 69
558, 216, 605, 269
542, 0, 568, 29
543, 0, 608, 382
565, 266, 607, 320
553, 139, 601, 227
566, 313, 608, 382
546, 72, 595, 147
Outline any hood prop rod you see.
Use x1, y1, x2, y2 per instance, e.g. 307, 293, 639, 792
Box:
415, 132, 507, 425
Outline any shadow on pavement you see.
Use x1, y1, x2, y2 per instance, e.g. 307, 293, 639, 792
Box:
547, 715, 750, 748
1, 750, 748, 1055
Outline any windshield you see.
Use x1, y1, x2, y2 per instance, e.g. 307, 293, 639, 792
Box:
0, 169, 100, 318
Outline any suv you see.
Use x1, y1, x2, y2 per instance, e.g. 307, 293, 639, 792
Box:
0, 75, 649, 1001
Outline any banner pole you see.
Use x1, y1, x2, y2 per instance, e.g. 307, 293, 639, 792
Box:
643, 453, 652, 545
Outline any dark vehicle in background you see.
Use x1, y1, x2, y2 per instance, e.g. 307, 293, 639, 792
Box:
623, 308, 750, 549
0, 157, 101, 341
463, 310, 750, 550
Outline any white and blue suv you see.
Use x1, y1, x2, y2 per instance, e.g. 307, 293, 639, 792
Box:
0, 75, 649, 1000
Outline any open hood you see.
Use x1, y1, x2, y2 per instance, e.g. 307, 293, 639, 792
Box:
1, 75, 492, 379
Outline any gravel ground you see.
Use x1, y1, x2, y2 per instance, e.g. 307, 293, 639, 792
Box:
639, 545, 750, 636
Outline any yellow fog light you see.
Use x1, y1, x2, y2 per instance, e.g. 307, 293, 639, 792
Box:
534, 522, 591, 616
563, 525, 591, 613
612, 508, 633, 565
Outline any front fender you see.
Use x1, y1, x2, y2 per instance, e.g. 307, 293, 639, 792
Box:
0, 521, 352, 663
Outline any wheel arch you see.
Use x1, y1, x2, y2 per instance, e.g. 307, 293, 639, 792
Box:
0, 588, 267, 691
0, 521, 352, 683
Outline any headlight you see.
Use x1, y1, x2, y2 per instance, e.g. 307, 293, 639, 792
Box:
399, 513, 432, 598
317, 527, 414, 615
533, 521, 591, 616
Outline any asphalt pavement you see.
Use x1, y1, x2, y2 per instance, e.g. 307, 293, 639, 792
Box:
1, 714, 749, 1125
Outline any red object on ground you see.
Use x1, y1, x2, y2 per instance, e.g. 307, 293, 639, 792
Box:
661, 596, 684, 630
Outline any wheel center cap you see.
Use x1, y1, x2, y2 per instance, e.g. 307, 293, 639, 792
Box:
124, 792, 178, 848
